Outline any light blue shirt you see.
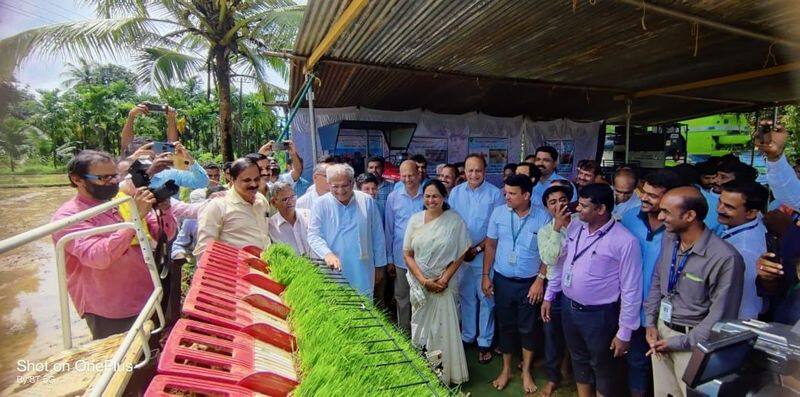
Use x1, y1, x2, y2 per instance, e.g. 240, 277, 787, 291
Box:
171, 218, 198, 259
767, 154, 800, 211
718, 217, 766, 320
620, 209, 666, 326
375, 180, 395, 215
292, 176, 311, 198
393, 177, 430, 191
384, 185, 424, 268
448, 180, 506, 268
308, 191, 387, 297
532, 172, 575, 208
486, 205, 551, 279
613, 194, 641, 220
700, 187, 721, 232
150, 162, 209, 190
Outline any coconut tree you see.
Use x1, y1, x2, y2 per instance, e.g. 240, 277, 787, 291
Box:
0, 117, 41, 172
0, 0, 303, 161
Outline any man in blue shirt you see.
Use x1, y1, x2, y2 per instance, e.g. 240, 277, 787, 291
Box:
393, 154, 431, 192
612, 168, 641, 220
717, 180, 769, 320
367, 156, 394, 213
531, 146, 576, 208
384, 160, 424, 333
482, 174, 550, 393
620, 169, 685, 397
449, 154, 506, 363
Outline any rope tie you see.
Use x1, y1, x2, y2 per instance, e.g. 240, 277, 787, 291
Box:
691, 22, 700, 57
641, 0, 647, 30
763, 43, 777, 68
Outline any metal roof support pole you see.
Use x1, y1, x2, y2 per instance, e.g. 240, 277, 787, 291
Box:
308, 74, 319, 163
625, 98, 632, 163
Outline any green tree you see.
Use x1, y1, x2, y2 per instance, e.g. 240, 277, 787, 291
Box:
0, 0, 303, 162
0, 117, 39, 172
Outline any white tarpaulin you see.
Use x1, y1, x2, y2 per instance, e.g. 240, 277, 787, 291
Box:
291, 107, 600, 185
521, 119, 604, 179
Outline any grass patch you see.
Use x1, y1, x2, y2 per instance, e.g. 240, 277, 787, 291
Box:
0, 174, 70, 187
263, 244, 455, 397
0, 163, 65, 175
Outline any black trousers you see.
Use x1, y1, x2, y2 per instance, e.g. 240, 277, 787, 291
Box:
493, 273, 543, 354
84, 313, 138, 340
561, 295, 622, 396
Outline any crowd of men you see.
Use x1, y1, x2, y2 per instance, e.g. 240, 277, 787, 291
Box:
53, 105, 800, 397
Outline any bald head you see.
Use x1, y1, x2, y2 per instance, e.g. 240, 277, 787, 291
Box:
399, 159, 421, 191
659, 186, 708, 233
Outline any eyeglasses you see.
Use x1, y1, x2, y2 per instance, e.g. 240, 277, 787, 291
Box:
278, 195, 296, 204
83, 173, 118, 183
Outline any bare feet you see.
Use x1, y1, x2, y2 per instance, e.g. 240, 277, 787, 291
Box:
522, 371, 538, 395
492, 369, 512, 390
540, 381, 558, 397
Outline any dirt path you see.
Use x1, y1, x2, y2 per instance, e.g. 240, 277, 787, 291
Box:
0, 187, 91, 390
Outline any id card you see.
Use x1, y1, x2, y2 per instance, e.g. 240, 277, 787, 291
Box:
659, 298, 673, 323
563, 271, 573, 288
508, 252, 517, 264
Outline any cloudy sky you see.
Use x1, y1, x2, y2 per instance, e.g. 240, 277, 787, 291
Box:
0, 0, 295, 92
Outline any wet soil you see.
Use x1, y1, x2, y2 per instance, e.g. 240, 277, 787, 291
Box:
0, 187, 91, 390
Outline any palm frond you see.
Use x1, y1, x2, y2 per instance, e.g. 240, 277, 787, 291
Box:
81, 0, 150, 18
134, 47, 204, 91
235, 43, 287, 97
0, 18, 164, 80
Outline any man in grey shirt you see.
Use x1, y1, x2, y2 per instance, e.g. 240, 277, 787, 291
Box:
644, 186, 744, 397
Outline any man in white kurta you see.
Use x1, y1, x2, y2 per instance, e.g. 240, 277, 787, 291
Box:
308, 164, 387, 297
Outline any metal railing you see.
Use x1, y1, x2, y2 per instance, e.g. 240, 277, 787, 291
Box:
0, 196, 165, 397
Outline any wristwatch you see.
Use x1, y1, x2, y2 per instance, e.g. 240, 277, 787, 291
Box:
537, 273, 547, 280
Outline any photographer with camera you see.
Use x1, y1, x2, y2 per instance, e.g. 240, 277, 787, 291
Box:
52, 150, 177, 339
120, 103, 209, 191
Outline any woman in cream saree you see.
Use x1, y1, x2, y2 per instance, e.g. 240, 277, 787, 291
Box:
403, 180, 472, 385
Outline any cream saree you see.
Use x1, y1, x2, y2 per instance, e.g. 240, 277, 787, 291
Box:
403, 209, 471, 384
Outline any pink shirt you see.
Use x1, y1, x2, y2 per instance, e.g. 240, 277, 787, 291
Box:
51, 195, 177, 319
544, 218, 642, 341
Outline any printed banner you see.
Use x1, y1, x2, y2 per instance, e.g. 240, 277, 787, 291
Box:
544, 139, 575, 175
408, 136, 449, 174
468, 137, 509, 174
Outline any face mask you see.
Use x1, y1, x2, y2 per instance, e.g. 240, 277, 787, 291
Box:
86, 182, 119, 201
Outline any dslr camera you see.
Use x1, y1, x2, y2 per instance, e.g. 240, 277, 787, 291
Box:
128, 159, 180, 203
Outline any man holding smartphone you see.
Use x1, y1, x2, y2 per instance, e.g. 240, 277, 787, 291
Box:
258, 139, 304, 188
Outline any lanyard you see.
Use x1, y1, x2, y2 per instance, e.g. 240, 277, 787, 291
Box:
571, 220, 616, 263
721, 222, 759, 240
668, 239, 691, 293
511, 210, 530, 251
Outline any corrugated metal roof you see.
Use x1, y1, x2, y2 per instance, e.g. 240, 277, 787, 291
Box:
289, 0, 800, 124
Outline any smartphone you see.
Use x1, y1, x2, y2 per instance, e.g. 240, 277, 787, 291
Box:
567, 201, 579, 214
272, 141, 290, 151
766, 233, 781, 263
152, 141, 175, 154
757, 108, 778, 144
145, 103, 167, 112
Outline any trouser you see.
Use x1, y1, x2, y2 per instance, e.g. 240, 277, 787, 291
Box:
459, 260, 494, 348
544, 291, 566, 383
652, 320, 692, 397
561, 295, 621, 396
626, 326, 653, 395
395, 267, 411, 334
493, 273, 541, 354
163, 258, 184, 327
373, 266, 388, 310
84, 313, 138, 340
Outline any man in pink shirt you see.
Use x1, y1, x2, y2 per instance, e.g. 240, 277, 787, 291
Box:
52, 150, 177, 339
542, 183, 642, 397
